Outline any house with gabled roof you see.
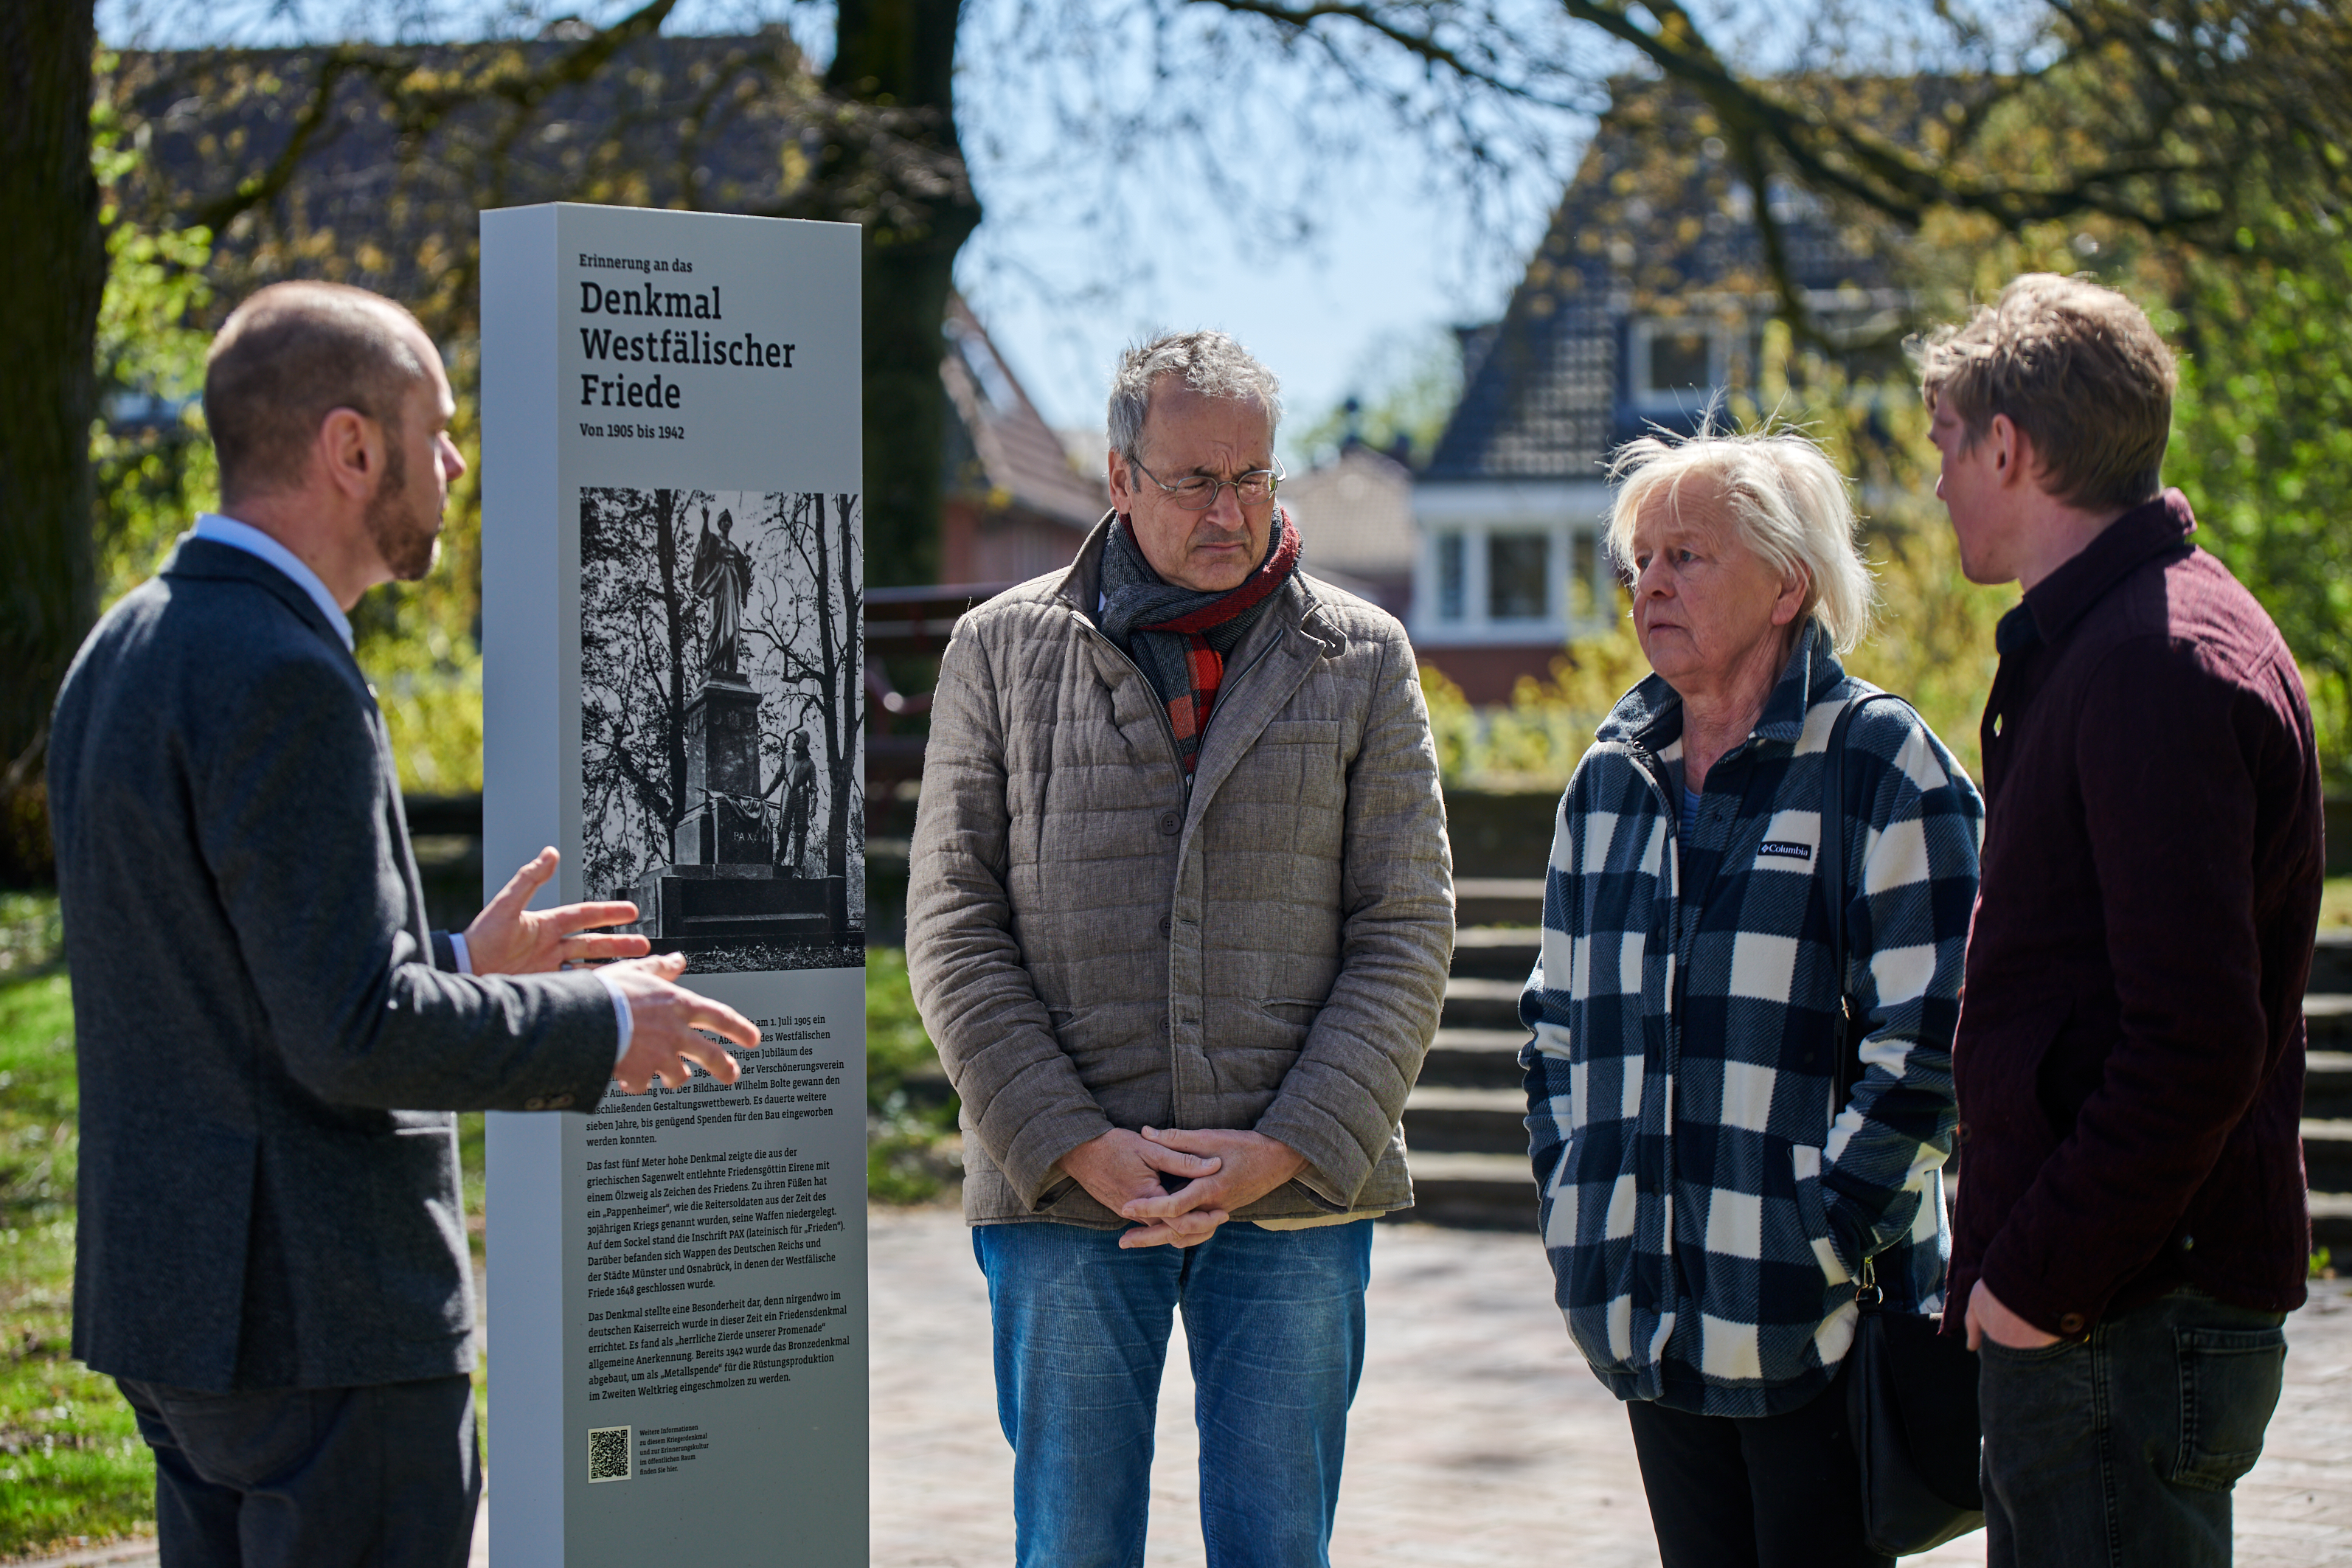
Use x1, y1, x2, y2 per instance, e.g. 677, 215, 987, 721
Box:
1412, 81, 1912, 701
938, 296, 1106, 585
1280, 427, 1417, 617
111, 38, 1107, 594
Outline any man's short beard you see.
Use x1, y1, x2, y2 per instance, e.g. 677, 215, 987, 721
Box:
364, 434, 440, 581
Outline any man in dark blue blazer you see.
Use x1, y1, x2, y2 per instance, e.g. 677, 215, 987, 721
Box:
47, 280, 760, 1567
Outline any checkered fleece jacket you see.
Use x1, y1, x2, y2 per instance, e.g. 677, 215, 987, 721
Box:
1519, 625, 1983, 1417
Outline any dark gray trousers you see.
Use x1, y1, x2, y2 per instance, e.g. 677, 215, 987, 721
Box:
1979, 1286, 2287, 1568
117, 1375, 479, 1568
1623, 1361, 1893, 1568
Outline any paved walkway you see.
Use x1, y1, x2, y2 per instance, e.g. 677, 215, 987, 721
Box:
872, 1209, 2352, 1567
36, 1208, 2352, 1566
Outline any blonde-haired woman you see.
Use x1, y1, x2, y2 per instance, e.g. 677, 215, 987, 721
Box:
1519, 426, 1983, 1567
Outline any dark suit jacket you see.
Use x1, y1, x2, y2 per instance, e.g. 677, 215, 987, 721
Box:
49, 538, 620, 1392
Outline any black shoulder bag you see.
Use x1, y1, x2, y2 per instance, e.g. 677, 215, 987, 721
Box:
1819, 693, 1986, 1558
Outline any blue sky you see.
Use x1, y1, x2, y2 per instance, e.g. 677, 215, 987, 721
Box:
954, 143, 1559, 444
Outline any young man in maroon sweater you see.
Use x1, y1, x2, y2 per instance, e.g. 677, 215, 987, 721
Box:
1920, 274, 2323, 1567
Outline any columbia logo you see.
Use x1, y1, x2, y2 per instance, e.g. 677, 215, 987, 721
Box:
1758, 841, 1813, 861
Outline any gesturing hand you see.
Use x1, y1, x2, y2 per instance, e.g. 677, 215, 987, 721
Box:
1116, 1128, 1309, 1248
601, 952, 761, 1095
1055, 1129, 1225, 1249
463, 847, 650, 975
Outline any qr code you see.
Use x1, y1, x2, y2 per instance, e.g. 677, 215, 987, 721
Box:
587, 1425, 631, 1483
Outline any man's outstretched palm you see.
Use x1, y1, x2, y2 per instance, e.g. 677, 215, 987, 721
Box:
463, 847, 648, 974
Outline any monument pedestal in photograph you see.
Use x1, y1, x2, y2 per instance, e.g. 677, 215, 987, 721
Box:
620, 674, 849, 950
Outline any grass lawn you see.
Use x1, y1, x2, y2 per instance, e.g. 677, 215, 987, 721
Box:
0, 895, 955, 1560
0, 895, 151, 1560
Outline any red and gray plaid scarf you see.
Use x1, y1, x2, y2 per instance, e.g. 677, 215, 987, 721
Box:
1098, 510, 1302, 775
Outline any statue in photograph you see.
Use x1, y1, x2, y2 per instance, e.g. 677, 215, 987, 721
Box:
691, 504, 754, 679
778, 730, 818, 875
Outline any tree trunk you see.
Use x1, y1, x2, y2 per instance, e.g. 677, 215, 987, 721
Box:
808, 494, 846, 885
825, 492, 861, 884
0, 0, 103, 885
656, 488, 687, 835
828, 0, 981, 588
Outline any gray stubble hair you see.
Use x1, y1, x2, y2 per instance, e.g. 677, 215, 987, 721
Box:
1106, 330, 1283, 462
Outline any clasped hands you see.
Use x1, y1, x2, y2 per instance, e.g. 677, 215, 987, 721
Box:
463, 847, 760, 1096
1055, 1126, 1308, 1249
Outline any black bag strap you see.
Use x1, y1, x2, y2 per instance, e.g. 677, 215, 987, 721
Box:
1820, 691, 1909, 1303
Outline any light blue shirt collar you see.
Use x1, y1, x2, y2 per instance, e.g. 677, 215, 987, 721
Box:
190, 513, 355, 651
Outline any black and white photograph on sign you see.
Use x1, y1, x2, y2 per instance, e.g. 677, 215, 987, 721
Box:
580, 486, 865, 972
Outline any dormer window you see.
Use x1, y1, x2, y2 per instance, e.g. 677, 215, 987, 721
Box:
1628, 317, 1749, 414
1643, 327, 1713, 407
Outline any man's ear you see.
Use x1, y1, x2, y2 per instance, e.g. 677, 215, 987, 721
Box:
1106, 450, 1134, 513
317, 406, 386, 501
1988, 413, 2034, 492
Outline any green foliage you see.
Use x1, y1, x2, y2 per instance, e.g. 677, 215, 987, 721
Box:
0, 959, 153, 1556
1420, 620, 1651, 792
89, 87, 218, 614
864, 948, 960, 1204
1291, 326, 1464, 470
0, 895, 64, 982
2162, 241, 2352, 790
87, 74, 488, 797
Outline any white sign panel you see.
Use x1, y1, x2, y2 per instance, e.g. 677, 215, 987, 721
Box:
479, 203, 866, 1567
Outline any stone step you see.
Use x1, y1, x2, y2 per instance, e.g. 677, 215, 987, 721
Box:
1396, 1090, 2352, 1242
1421, 1027, 1528, 1087
2304, 1120, 2352, 1197
1403, 1086, 1527, 1154
1449, 926, 1542, 981
1392, 1151, 1536, 1232
1440, 951, 2352, 1066
2311, 1193, 2352, 1252
2308, 996, 2352, 1052
1440, 975, 1527, 1033
1455, 877, 1544, 929
2307, 1052, 2352, 1120
2313, 932, 2352, 996
1404, 925, 2352, 1235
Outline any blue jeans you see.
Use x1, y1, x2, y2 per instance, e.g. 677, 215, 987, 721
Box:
971, 1218, 1375, 1568
1979, 1286, 2287, 1568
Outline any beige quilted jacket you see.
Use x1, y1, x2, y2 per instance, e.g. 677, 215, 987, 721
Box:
906, 518, 1455, 1228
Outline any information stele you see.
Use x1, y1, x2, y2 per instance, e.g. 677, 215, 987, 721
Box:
479, 203, 867, 1567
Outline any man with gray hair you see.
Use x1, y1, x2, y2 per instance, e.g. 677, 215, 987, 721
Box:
49, 280, 757, 1567
908, 330, 1453, 1565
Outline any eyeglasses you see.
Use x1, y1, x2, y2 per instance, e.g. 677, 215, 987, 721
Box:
1126, 454, 1286, 511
